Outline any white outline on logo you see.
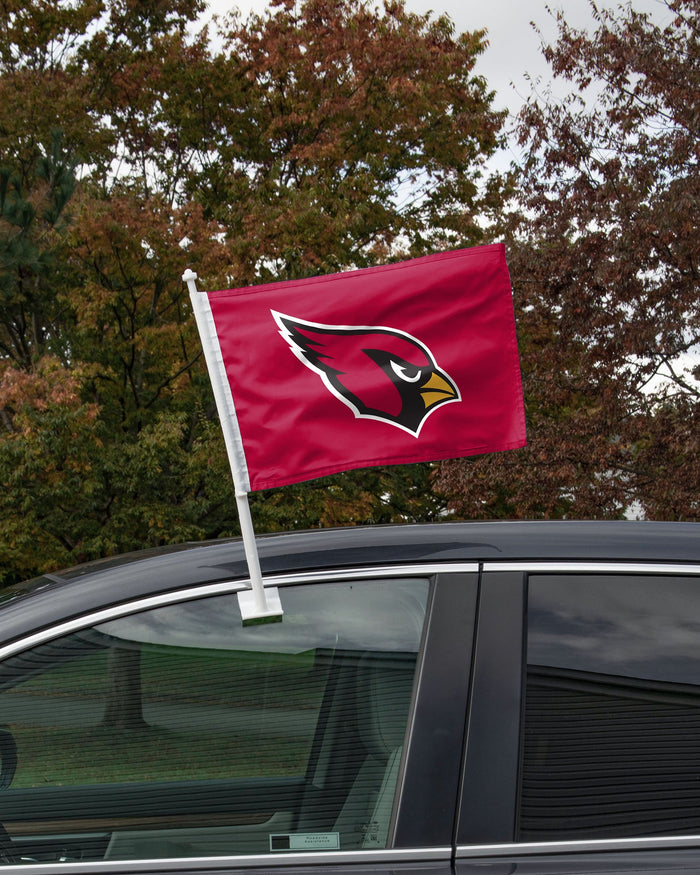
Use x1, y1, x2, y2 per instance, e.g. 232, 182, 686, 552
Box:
272, 310, 461, 437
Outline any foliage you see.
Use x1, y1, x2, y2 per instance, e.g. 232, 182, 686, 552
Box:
6, 0, 696, 583
0, 0, 504, 584
438, 0, 700, 520
196, 0, 504, 281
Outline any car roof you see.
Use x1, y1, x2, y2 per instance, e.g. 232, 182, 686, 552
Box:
55, 518, 700, 575
1, 520, 699, 645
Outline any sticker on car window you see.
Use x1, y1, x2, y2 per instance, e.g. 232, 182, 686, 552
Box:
270, 833, 340, 852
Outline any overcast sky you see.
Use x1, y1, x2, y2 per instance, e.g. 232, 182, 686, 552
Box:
414, 0, 671, 112
207, 0, 673, 118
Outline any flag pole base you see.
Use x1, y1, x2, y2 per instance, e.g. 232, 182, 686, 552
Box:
235, 491, 284, 625
238, 587, 284, 626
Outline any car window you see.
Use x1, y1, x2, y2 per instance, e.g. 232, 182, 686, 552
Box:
520, 574, 700, 841
0, 577, 428, 863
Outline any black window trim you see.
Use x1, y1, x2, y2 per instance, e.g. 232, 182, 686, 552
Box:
394, 570, 478, 849
457, 569, 525, 847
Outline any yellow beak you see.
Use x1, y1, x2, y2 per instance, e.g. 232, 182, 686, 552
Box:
420, 372, 458, 409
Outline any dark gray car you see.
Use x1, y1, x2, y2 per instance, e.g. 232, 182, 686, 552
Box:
0, 520, 699, 874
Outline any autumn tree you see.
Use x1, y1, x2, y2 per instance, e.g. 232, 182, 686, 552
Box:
0, 0, 211, 582
0, 0, 506, 585
437, 0, 699, 520
192, 0, 505, 282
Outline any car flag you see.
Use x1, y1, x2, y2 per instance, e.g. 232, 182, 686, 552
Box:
185, 244, 525, 621
186, 243, 525, 493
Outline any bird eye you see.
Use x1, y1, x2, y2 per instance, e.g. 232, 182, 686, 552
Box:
390, 360, 422, 383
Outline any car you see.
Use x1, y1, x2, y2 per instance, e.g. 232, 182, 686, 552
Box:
0, 520, 700, 874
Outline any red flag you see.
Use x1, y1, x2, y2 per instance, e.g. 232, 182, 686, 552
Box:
197, 244, 525, 491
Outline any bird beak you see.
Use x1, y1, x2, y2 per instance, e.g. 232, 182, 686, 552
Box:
420, 372, 458, 409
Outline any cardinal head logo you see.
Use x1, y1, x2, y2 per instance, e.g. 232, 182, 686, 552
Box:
272, 311, 461, 436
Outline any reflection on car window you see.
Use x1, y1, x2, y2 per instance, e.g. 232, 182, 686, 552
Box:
521, 574, 700, 841
0, 578, 428, 863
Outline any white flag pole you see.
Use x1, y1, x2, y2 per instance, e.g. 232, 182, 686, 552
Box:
183, 269, 282, 625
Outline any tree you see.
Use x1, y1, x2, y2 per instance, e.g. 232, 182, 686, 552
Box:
0, 0, 507, 585
0, 131, 77, 371
191, 0, 505, 282
437, 0, 699, 520
101, 645, 147, 731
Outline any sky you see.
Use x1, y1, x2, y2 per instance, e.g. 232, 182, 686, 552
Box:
414, 0, 671, 113
206, 0, 673, 117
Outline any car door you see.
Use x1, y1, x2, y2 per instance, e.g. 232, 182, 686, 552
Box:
0, 564, 477, 875
456, 562, 700, 875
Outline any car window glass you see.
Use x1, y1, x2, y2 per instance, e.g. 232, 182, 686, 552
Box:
0, 578, 428, 863
521, 574, 700, 841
